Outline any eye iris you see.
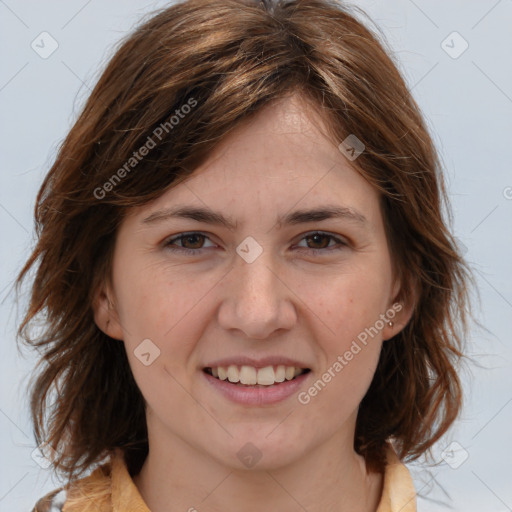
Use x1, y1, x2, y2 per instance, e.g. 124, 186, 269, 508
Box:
307, 234, 330, 249
182, 234, 204, 249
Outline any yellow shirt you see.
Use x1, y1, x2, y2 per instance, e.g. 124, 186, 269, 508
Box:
33, 444, 416, 511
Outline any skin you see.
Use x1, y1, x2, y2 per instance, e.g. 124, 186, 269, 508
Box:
94, 91, 413, 512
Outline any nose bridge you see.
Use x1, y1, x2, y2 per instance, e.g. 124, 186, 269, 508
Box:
218, 241, 296, 338
235, 245, 280, 314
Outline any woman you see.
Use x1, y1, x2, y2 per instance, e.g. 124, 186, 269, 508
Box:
18, 0, 471, 510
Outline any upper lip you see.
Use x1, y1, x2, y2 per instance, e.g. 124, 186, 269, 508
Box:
203, 356, 311, 370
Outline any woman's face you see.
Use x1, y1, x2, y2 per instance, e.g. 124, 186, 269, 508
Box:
97, 92, 405, 470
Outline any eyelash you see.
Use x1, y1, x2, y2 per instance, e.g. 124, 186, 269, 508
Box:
164, 231, 348, 256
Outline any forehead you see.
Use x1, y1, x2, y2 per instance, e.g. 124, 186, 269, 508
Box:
129, 92, 382, 229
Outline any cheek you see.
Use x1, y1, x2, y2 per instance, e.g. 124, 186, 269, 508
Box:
113, 257, 209, 341
296, 261, 391, 337
116, 268, 206, 412
298, 276, 387, 416
113, 260, 219, 401
299, 264, 389, 390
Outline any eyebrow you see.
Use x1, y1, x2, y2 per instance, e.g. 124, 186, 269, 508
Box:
141, 204, 368, 230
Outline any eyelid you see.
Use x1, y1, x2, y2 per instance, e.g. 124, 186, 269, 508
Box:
164, 231, 217, 250
164, 230, 349, 254
294, 231, 349, 250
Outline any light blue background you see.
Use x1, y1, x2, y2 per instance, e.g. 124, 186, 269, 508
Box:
1, 1, 511, 510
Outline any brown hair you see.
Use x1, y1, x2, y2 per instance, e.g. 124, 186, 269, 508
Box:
16, 0, 472, 482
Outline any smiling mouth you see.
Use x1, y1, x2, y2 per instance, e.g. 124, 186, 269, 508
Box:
203, 366, 311, 387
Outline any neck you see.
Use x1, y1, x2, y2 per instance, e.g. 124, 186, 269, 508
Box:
133, 422, 383, 512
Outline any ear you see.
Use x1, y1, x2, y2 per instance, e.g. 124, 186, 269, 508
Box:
92, 285, 124, 340
382, 276, 416, 341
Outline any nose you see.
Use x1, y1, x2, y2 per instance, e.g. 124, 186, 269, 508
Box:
217, 248, 297, 340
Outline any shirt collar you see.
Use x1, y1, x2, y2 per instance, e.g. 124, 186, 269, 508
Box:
376, 443, 417, 512
64, 444, 416, 512
110, 448, 150, 512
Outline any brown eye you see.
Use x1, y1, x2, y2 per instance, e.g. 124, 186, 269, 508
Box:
165, 232, 215, 254
179, 233, 206, 249
295, 232, 347, 254
305, 233, 332, 249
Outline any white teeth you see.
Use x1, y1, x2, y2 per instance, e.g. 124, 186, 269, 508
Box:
275, 365, 286, 382
227, 364, 239, 383
256, 366, 274, 385
285, 366, 295, 381
240, 365, 257, 385
207, 364, 307, 385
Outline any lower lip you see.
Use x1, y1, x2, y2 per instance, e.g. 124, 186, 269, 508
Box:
202, 370, 311, 405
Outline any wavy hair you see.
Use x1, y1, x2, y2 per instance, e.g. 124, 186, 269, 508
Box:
17, 0, 472, 483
